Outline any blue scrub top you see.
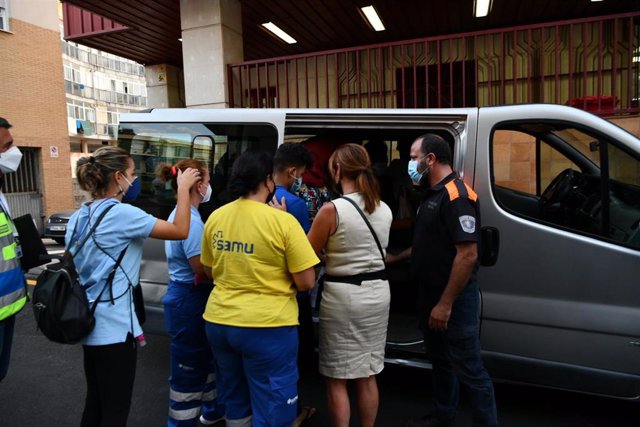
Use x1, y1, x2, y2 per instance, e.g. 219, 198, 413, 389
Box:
275, 185, 311, 233
66, 198, 157, 346
165, 205, 203, 284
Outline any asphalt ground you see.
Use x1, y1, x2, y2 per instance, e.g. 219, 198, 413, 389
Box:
2, 305, 639, 427
0, 241, 637, 426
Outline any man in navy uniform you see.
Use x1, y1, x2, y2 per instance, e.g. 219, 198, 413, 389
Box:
390, 133, 497, 427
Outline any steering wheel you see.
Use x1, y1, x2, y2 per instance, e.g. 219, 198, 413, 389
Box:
540, 168, 576, 207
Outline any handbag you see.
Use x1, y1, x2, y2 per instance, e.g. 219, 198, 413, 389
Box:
32, 204, 118, 344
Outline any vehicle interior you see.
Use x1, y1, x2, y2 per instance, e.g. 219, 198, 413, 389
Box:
491, 121, 640, 251
118, 120, 460, 358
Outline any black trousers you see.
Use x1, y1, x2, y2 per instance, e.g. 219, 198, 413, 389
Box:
81, 334, 137, 427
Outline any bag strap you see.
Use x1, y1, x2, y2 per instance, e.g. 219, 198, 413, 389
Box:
89, 245, 128, 312
340, 196, 385, 262
70, 203, 116, 257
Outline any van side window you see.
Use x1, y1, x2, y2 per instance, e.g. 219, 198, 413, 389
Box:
117, 123, 278, 220
491, 123, 640, 250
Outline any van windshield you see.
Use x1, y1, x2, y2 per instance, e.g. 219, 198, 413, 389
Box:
117, 122, 278, 220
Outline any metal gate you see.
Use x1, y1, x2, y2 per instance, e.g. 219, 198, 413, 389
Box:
3, 147, 44, 234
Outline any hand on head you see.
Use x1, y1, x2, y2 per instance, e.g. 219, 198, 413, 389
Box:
176, 167, 201, 190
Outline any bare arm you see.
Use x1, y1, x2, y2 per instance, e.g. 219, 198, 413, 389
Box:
385, 246, 412, 264
292, 266, 316, 291
203, 265, 213, 280
150, 168, 200, 240
306, 202, 336, 254
188, 255, 207, 278
429, 241, 478, 331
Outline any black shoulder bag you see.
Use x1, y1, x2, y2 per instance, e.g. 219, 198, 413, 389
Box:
340, 196, 385, 262
322, 196, 387, 286
32, 204, 121, 344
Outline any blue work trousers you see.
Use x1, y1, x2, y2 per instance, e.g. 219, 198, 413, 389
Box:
205, 323, 299, 427
423, 282, 498, 427
163, 282, 224, 427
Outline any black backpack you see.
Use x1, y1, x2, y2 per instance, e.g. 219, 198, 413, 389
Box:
32, 204, 121, 344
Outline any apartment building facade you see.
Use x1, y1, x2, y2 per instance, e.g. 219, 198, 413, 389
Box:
0, 0, 72, 232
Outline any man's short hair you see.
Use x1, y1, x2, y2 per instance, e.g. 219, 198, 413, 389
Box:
273, 142, 313, 172
0, 118, 12, 130
417, 133, 452, 166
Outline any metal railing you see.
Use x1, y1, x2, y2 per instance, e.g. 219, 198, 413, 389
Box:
228, 12, 640, 115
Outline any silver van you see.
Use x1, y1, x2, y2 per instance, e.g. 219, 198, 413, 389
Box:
118, 104, 640, 400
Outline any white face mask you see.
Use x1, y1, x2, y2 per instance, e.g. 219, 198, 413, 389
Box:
200, 183, 212, 203
0, 146, 22, 174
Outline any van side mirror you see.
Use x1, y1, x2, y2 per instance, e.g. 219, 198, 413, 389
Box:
480, 226, 500, 267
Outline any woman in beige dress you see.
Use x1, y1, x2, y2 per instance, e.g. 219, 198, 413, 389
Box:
307, 143, 392, 427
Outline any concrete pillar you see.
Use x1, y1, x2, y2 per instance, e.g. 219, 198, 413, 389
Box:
145, 64, 185, 108
180, 0, 243, 108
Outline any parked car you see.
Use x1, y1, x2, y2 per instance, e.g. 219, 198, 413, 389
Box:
118, 105, 640, 400
43, 210, 75, 245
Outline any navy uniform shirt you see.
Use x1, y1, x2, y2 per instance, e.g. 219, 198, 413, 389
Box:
411, 172, 481, 300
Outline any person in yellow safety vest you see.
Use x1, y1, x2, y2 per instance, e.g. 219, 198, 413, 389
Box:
0, 117, 27, 382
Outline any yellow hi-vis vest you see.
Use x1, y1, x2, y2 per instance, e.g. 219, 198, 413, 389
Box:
0, 208, 26, 321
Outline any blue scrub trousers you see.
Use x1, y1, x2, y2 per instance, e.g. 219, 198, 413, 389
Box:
205, 323, 299, 427
163, 282, 224, 426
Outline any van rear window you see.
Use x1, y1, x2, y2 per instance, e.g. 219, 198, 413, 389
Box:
117, 122, 278, 220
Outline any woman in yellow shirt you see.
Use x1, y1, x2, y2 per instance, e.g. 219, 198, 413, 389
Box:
201, 150, 319, 427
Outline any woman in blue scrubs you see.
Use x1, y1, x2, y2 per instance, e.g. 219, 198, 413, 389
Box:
70, 146, 201, 427
158, 159, 225, 427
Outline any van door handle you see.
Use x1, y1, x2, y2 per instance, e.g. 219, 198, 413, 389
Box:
480, 226, 499, 267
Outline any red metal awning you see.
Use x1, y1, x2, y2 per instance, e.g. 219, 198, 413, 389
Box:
62, 1, 182, 66
62, 0, 640, 66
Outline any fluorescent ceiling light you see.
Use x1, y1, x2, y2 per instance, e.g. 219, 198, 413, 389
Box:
361, 5, 385, 31
591, 0, 604, 2
474, 0, 493, 17
261, 22, 297, 44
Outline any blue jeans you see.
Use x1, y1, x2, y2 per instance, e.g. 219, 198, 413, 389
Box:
205, 323, 299, 427
423, 282, 498, 427
0, 314, 16, 382
164, 282, 224, 426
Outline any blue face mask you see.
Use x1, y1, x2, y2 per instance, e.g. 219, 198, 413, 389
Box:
291, 175, 303, 192
121, 176, 141, 202
407, 160, 424, 184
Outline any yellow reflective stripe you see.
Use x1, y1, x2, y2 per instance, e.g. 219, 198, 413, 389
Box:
2, 242, 16, 261
0, 213, 11, 237
0, 294, 26, 320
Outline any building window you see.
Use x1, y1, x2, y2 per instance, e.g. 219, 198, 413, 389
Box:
0, 0, 10, 32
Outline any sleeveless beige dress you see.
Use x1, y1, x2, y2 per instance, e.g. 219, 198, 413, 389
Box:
318, 193, 392, 379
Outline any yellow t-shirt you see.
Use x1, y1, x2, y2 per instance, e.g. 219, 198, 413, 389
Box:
201, 198, 319, 327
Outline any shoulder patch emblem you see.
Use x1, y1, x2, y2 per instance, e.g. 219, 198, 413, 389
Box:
459, 215, 476, 233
